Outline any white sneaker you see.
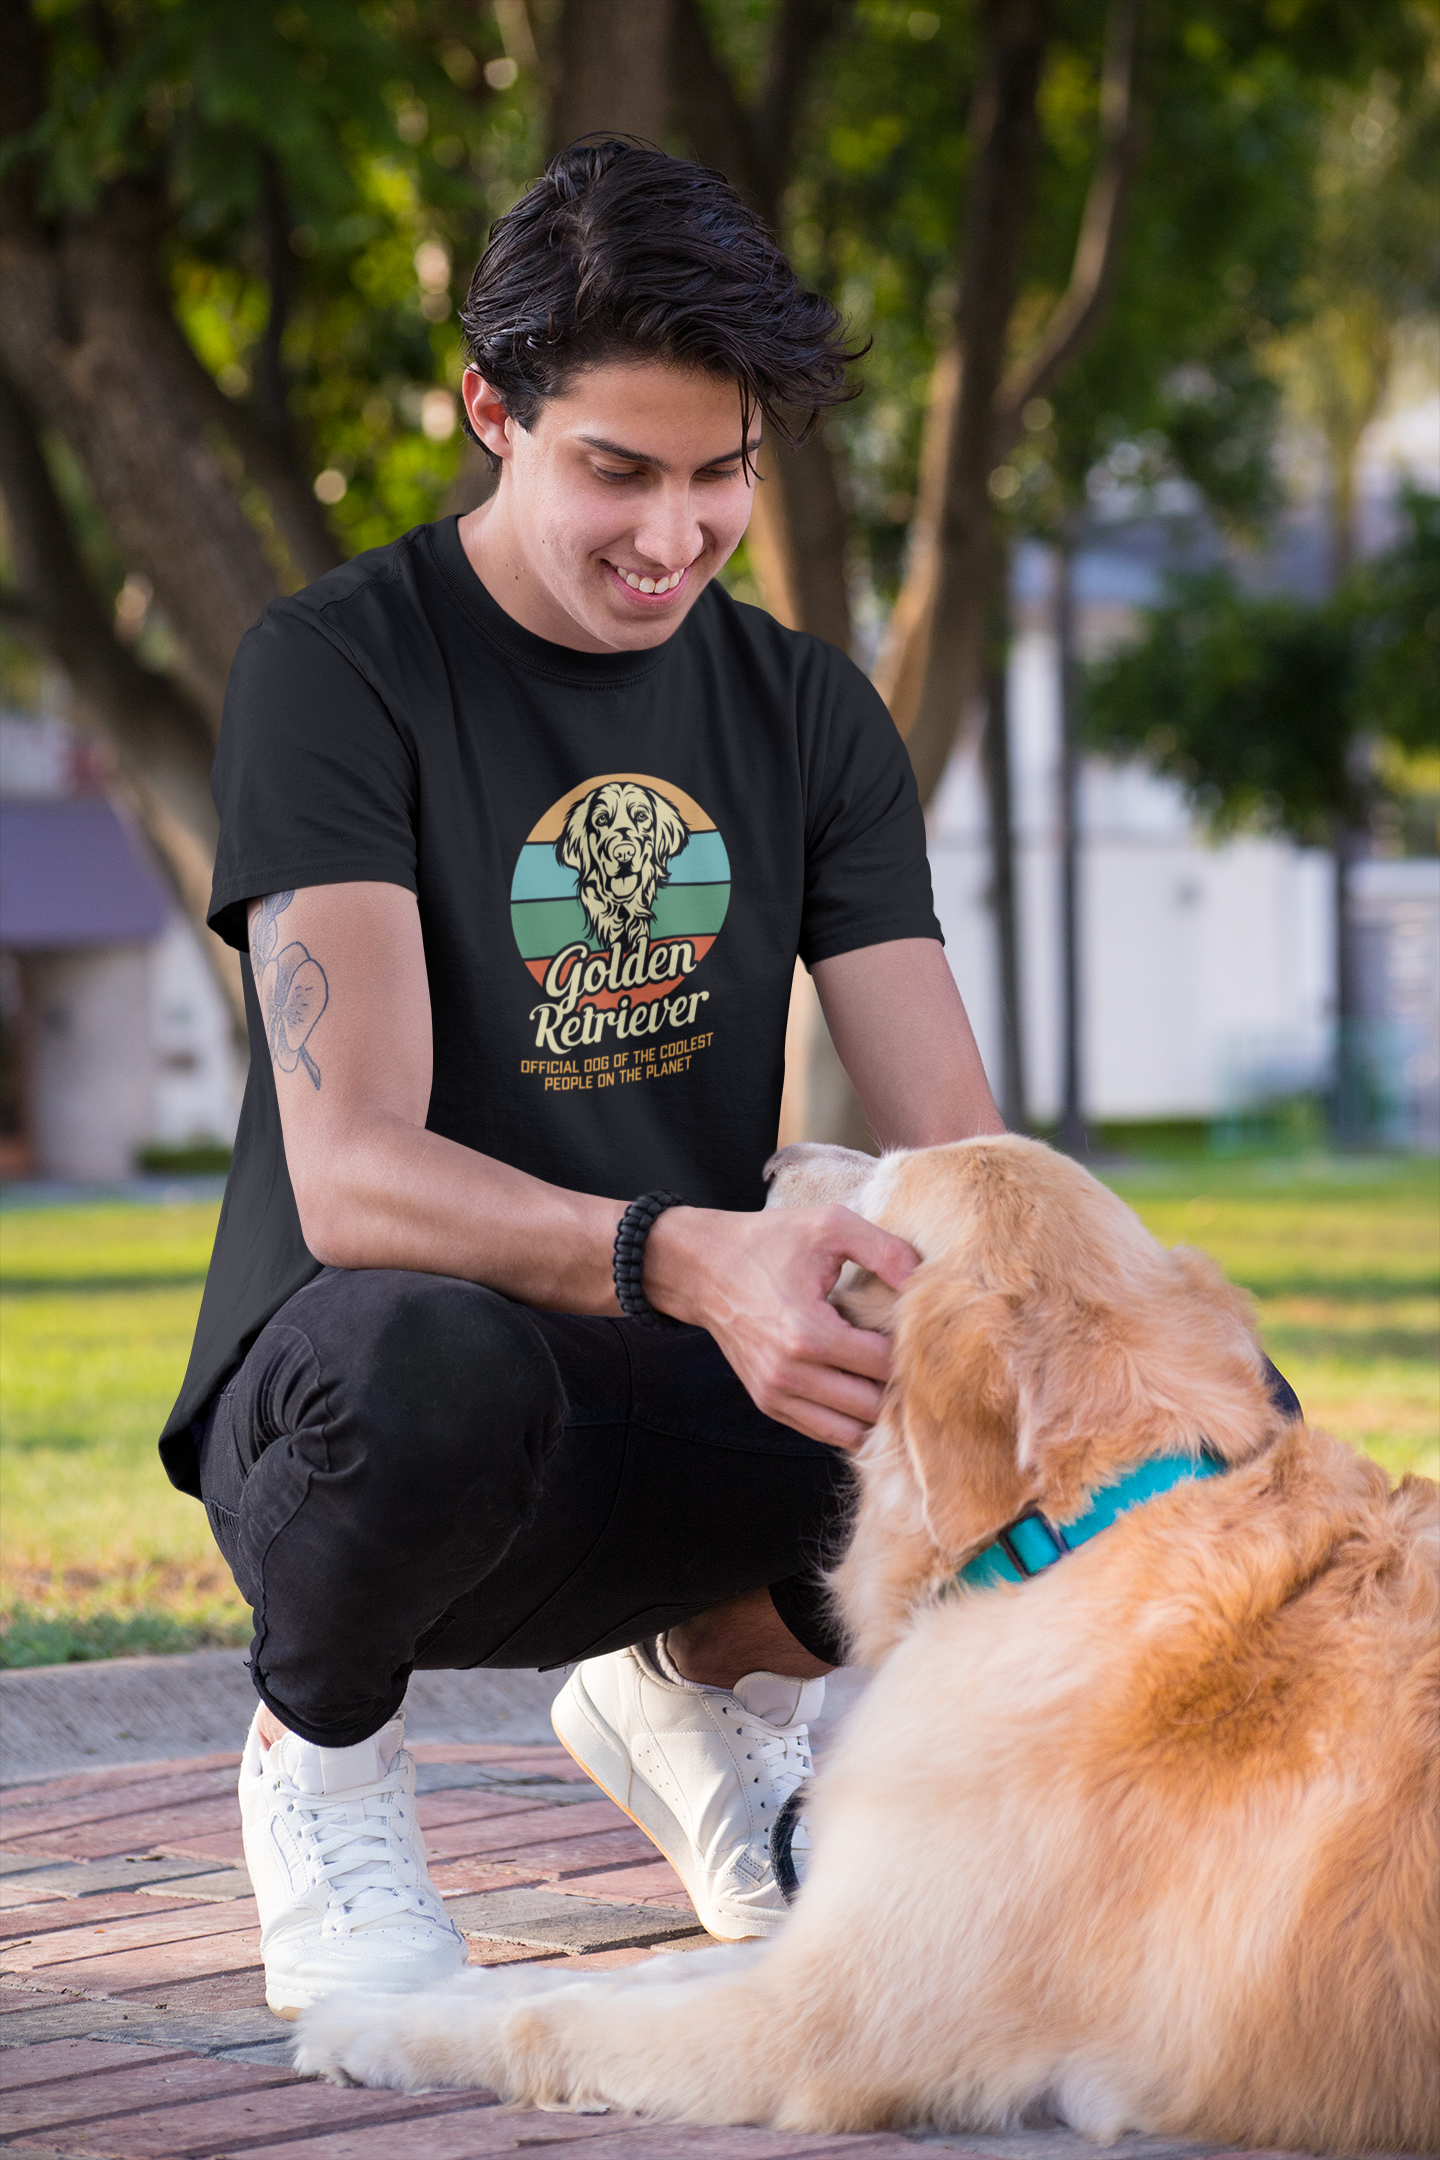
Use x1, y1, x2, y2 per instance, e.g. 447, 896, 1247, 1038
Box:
238, 1707, 466, 2019
550, 1640, 820, 1940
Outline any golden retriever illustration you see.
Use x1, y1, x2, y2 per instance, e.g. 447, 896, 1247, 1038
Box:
297, 1136, 1439, 2154
557, 780, 688, 952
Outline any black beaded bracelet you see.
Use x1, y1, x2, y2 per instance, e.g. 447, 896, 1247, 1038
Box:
613, 1190, 687, 1328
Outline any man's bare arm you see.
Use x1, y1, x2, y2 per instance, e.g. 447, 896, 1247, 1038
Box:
248, 883, 626, 1311
810, 937, 1005, 1147
251, 882, 915, 1446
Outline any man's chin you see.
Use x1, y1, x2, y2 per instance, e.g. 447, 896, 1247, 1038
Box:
589, 572, 706, 646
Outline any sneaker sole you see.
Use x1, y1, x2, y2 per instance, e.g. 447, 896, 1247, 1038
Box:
550, 1672, 768, 1944
264, 1953, 466, 2021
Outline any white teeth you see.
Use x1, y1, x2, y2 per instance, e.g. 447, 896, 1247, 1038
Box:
620, 569, 683, 593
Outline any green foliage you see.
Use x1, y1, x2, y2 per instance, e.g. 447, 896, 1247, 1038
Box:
18, 0, 547, 559
2, 1600, 249, 1668
14, 0, 1434, 595
1084, 491, 1440, 844
135, 1140, 234, 1175
1351, 488, 1440, 753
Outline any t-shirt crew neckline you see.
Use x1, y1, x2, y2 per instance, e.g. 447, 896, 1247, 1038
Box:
430, 514, 678, 689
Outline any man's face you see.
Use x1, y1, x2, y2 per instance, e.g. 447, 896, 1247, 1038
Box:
460, 358, 759, 654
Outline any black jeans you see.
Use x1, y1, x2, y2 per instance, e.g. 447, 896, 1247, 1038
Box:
199, 1267, 852, 1749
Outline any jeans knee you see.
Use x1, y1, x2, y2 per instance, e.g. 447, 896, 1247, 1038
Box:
291, 1269, 564, 1516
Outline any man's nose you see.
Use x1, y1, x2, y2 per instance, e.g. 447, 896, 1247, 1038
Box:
632, 487, 703, 571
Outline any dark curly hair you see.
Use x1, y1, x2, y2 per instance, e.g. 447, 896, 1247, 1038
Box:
459, 139, 865, 467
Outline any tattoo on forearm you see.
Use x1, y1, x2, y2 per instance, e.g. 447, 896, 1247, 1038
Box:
250, 891, 329, 1090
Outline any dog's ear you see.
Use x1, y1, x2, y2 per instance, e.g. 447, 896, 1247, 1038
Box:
650, 791, 688, 871
889, 1268, 1031, 1556
1004, 1266, 1280, 1493
556, 796, 592, 876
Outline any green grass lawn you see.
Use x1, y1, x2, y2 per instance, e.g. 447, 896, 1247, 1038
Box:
1, 1154, 1436, 1667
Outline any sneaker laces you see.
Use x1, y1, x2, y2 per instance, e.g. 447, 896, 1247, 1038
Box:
278, 1768, 439, 1933
743, 1722, 813, 1822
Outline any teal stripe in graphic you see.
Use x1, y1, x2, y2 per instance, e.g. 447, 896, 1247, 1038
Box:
511, 882, 730, 959
509, 829, 729, 903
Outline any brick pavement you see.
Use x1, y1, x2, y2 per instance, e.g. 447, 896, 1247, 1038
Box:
0, 1741, 1345, 2160
1, 1740, 951, 2157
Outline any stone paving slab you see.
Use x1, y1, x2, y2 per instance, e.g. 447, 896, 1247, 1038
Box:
0, 1897, 212, 1946
0, 1655, 582, 1784
0, 1861, 232, 1908
445, 1886, 705, 1951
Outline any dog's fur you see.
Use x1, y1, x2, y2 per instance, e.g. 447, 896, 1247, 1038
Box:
297, 1136, 1440, 2152
557, 780, 688, 951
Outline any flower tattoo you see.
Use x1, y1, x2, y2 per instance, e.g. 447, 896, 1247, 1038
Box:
250, 891, 328, 1090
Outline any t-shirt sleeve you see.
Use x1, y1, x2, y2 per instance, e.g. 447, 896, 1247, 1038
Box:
797, 642, 942, 967
207, 605, 418, 952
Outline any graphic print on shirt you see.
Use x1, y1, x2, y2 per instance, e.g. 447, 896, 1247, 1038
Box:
511, 773, 730, 1089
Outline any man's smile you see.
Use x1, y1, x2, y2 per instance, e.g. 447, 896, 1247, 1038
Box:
603, 560, 692, 604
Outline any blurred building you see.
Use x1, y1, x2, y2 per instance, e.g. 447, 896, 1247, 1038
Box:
0, 713, 242, 1183
929, 536, 1440, 1148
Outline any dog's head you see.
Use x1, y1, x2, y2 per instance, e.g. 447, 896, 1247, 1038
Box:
765, 1136, 1289, 1664
557, 782, 688, 948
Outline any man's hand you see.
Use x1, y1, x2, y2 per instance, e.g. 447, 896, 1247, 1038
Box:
644, 1204, 918, 1450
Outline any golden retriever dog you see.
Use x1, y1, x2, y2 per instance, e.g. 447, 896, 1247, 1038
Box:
296, 1136, 1439, 2153
558, 780, 688, 952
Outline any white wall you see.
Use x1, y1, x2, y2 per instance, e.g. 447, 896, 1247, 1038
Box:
20, 916, 242, 1182
28, 946, 156, 1181
928, 624, 1335, 1124
149, 914, 245, 1150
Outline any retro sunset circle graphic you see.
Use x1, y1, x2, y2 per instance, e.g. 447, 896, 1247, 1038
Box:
511, 774, 730, 1053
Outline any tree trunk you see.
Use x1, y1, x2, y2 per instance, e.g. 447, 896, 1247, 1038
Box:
907, 0, 1050, 810
1054, 536, 1088, 1155
1329, 823, 1368, 1147
0, 188, 282, 725
670, 0, 852, 652
982, 543, 1027, 1128
550, 0, 675, 153
878, 0, 1143, 791
0, 365, 244, 1029
745, 431, 852, 649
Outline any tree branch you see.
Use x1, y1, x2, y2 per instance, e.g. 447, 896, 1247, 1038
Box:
672, 0, 847, 222
994, 0, 1144, 445
884, 0, 1049, 802
671, 0, 771, 214
0, 361, 243, 1027
670, 0, 853, 648
755, 0, 848, 210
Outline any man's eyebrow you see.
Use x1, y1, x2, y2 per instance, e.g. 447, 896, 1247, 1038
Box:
577, 435, 760, 470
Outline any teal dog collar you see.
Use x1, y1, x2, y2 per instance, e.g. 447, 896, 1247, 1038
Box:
957, 1450, 1228, 1592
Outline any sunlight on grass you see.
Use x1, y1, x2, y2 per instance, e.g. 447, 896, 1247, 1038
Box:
1, 1159, 1436, 1666
0, 1198, 249, 1665
1106, 1156, 1439, 1482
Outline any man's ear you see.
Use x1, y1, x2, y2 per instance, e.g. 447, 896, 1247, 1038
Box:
461, 369, 514, 460
889, 1269, 1030, 1556
556, 797, 589, 874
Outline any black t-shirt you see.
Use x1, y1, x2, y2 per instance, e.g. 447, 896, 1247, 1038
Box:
159, 516, 940, 1494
